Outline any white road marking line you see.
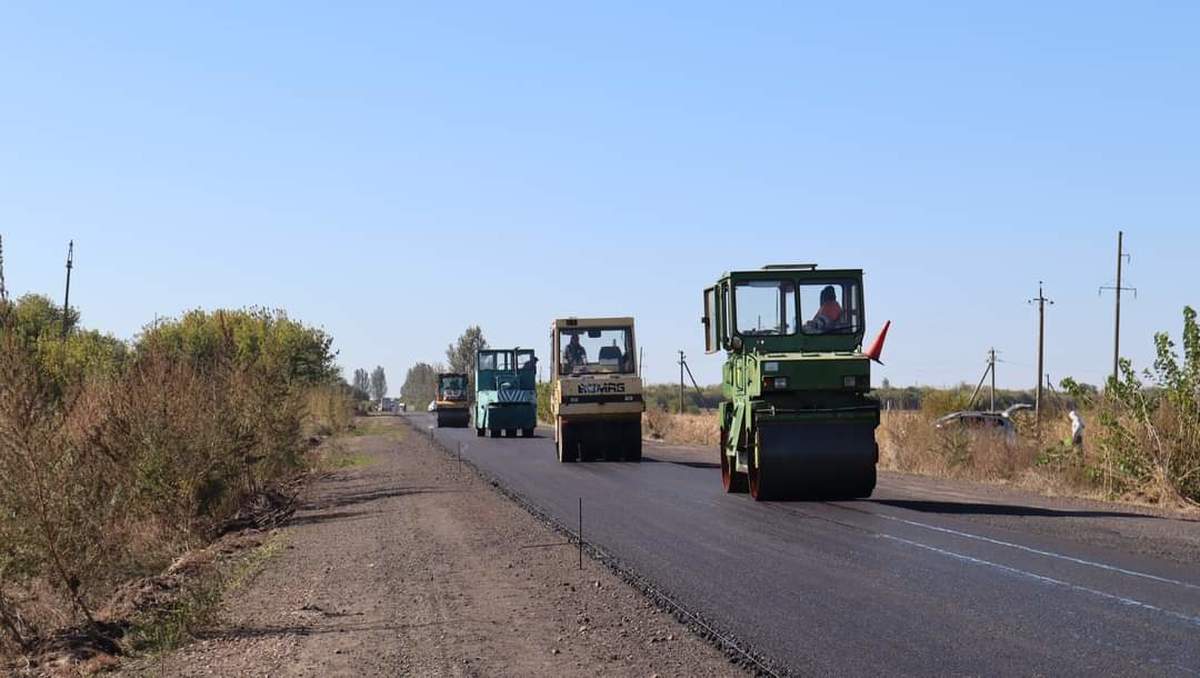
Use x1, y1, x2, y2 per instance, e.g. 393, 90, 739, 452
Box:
880, 533, 1200, 628
876, 513, 1200, 592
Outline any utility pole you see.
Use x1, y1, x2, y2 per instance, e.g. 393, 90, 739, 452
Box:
967, 348, 998, 412
0, 235, 7, 328
0, 234, 8, 305
61, 240, 74, 340
989, 347, 996, 413
1028, 282, 1054, 425
678, 350, 685, 414
1100, 231, 1135, 383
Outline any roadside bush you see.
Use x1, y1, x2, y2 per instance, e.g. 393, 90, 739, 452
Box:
643, 409, 719, 446
0, 304, 354, 659
536, 381, 553, 424
1061, 306, 1200, 505
305, 384, 356, 437
0, 335, 127, 647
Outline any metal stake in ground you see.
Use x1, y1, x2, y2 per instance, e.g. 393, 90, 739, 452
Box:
578, 497, 583, 570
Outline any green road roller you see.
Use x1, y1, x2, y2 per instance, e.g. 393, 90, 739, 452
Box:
702, 264, 890, 500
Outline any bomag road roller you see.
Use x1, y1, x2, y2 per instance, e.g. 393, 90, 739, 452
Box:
433, 373, 470, 428
551, 317, 645, 462
702, 264, 890, 500
474, 348, 538, 438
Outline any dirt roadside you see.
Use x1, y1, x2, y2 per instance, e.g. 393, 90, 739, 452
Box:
118, 418, 745, 677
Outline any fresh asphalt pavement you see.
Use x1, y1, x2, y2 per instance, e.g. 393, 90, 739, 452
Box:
409, 414, 1200, 677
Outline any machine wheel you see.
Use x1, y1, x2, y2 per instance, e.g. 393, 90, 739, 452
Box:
506, 428, 517, 438
720, 426, 747, 493
522, 427, 535, 438
747, 429, 774, 501
624, 421, 642, 462
850, 466, 877, 499
556, 420, 577, 463
489, 428, 500, 438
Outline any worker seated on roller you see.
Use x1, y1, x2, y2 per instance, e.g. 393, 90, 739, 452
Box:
563, 333, 588, 372
804, 285, 842, 333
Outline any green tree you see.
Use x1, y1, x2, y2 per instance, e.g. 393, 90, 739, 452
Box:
352, 368, 371, 400
400, 362, 439, 410
137, 307, 339, 385
446, 326, 487, 392
370, 365, 388, 403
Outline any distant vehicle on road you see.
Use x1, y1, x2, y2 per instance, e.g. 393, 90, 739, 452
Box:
433, 373, 471, 427
474, 348, 538, 438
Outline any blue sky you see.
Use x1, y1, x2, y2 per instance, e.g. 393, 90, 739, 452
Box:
2, 2, 1196, 390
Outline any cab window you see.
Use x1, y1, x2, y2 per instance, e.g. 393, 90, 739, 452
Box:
735, 279, 796, 336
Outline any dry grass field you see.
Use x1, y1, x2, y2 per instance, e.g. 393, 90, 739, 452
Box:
642, 407, 1145, 505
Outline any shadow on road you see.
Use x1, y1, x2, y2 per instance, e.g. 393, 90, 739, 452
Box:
641, 457, 721, 470
871, 499, 1161, 520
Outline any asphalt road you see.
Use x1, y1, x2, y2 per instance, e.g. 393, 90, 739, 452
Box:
409, 414, 1200, 677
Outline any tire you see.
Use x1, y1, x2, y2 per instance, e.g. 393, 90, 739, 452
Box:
852, 466, 877, 499
522, 428, 535, 438
475, 427, 485, 437
625, 421, 642, 462
557, 420, 577, 463
489, 428, 500, 438
747, 429, 772, 501
506, 428, 517, 438
720, 425, 747, 493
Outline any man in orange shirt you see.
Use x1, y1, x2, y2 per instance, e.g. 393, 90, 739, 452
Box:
805, 285, 842, 333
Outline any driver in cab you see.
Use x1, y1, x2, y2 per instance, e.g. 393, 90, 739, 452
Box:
563, 333, 588, 372
804, 285, 842, 333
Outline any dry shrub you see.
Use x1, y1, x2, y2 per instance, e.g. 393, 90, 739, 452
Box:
0, 309, 354, 661
0, 336, 127, 649
643, 409, 719, 446
879, 402, 1128, 503
305, 384, 355, 437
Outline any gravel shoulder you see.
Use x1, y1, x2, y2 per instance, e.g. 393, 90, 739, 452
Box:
119, 418, 743, 677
